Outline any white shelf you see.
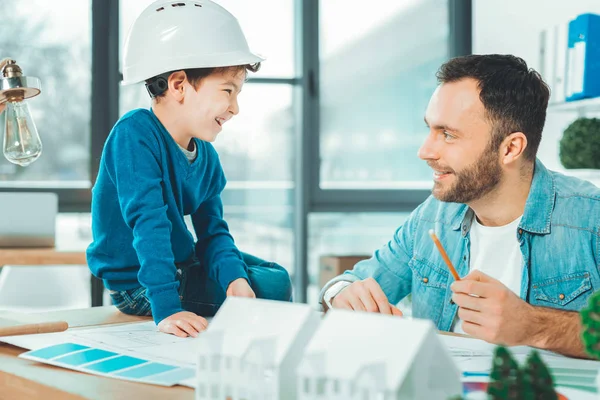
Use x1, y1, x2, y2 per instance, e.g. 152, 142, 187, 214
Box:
548, 97, 600, 114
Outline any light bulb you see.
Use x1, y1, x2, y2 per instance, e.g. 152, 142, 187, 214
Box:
3, 100, 42, 167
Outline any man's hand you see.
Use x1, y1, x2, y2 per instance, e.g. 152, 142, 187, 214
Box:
331, 277, 403, 316
157, 311, 208, 338
226, 278, 256, 298
451, 270, 533, 346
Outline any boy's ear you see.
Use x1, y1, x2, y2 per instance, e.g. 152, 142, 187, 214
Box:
167, 70, 187, 102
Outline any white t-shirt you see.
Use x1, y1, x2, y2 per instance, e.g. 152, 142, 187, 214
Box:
452, 215, 523, 333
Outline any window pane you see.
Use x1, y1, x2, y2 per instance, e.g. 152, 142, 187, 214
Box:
0, 0, 91, 186
214, 84, 296, 278
319, 0, 448, 189
119, 0, 295, 79
308, 213, 410, 305
214, 0, 295, 78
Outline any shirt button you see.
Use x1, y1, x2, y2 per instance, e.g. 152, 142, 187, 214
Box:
177, 269, 182, 275
422, 277, 429, 284
179, 295, 183, 300
518, 229, 523, 235
559, 294, 565, 300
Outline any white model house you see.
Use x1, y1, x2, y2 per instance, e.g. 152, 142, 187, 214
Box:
195, 297, 321, 400
297, 310, 462, 400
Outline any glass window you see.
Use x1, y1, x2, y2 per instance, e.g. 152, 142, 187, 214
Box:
308, 213, 410, 305
319, 0, 448, 189
212, 0, 295, 78
214, 84, 295, 277
0, 0, 91, 186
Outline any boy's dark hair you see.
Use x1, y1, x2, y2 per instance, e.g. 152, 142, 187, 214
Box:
436, 54, 550, 162
145, 62, 261, 101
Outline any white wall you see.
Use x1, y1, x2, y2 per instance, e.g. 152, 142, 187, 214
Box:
473, 0, 600, 172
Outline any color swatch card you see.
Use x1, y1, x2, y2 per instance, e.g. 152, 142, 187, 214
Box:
20, 342, 195, 386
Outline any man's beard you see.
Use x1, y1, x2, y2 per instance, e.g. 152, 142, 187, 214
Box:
430, 144, 502, 204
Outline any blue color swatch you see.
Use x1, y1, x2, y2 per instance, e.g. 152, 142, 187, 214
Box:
26, 343, 89, 360
55, 349, 118, 366
84, 355, 147, 373
21, 342, 193, 386
115, 363, 178, 379
150, 367, 196, 384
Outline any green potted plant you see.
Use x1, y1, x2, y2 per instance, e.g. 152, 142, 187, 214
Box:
559, 117, 600, 184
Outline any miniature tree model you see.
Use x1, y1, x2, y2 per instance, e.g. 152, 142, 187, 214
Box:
487, 346, 522, 400
581, 290, 600, 360
521, 350, 557, 400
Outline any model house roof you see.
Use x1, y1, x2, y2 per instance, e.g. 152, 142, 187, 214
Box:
197, 297, 321, 365
298, 310, 440, 391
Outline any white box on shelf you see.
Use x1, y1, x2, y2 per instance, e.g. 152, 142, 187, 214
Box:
541, 23, 569, 104
296, 310, 461, 400
195, 297, 321, 400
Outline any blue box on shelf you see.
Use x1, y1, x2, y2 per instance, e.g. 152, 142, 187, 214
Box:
566, 13, 600, 102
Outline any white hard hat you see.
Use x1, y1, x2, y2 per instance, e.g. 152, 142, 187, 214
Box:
122, 0, 264, 85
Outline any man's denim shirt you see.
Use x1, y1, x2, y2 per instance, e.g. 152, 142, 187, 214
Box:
320, 160, 600, 332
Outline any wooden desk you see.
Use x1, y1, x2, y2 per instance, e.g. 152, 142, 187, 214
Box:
0, 306, 194, 399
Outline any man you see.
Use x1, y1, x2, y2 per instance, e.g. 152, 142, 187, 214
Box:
320, 54, 600, 358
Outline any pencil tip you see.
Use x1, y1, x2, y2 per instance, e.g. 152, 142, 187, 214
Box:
428, 229, 434, 236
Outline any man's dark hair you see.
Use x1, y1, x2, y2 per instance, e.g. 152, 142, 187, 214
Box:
436, 54, 550, 162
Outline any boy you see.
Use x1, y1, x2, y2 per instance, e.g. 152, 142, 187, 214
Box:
87, 0, 292, 337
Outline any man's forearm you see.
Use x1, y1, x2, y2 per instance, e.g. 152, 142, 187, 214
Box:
527, 305, 589, 358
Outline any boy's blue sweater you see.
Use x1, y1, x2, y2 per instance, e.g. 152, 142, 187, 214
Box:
87, 109, 248, 324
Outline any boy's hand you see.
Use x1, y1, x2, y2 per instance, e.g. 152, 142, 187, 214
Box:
226, 278, 256, 298
158, 311, 208, 338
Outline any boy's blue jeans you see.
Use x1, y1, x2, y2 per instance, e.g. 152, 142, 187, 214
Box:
109, 252, 293, 320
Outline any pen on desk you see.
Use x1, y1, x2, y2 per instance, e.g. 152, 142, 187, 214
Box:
428, 229, 460, 305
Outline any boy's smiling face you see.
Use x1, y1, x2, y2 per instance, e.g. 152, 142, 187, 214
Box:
181, 69, 246, 143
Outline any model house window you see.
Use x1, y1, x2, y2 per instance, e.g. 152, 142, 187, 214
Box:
333, 379, 340, 394
316, 377, 326, 395
197, 383, 206, 398
210, 384, 219, 399
211, 355, 220, 371
304, 377, 310, 394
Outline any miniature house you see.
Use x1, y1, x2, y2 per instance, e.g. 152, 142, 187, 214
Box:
195, 297, 321, 400
297, 310, 462, 400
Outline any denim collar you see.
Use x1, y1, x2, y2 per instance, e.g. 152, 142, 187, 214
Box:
519, 159, 555, 235
455, 159, 555, 235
